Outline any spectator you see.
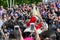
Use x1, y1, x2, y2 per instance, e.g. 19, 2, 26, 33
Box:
0, 1, 60, 40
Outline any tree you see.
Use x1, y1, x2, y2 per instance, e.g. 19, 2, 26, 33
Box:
0, 0, 42, 8
0, 0, 7, 8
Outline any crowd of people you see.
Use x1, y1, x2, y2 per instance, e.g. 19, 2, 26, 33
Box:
0, 1, 60, 40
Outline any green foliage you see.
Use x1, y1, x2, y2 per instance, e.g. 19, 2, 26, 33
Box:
0, 0, 42, 7
0, 0, 7, 8
23, 0, 30, 4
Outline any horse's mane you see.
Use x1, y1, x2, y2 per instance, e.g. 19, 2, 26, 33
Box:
32, 5, 43, 21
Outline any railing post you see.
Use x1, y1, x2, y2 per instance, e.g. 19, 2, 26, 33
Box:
7, 0, 15, 8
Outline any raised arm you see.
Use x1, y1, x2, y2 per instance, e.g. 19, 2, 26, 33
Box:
34, 27, 41, 40
19, 28, 24, 40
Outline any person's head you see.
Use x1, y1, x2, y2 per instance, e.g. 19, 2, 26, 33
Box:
40, 29, 56, 40
38, 2, 42, 5
14, 5, 18, 8
3, 29, 7, 33
44, 37, 56, 40
2, 14, 8, 22
58, 8, 60, 11
9, 31, 16, 39
48, 10, 51, 13
0, 6, 4, 10
44, 37, 50, 40
51, 9, 55, 13
58, 16, 60, 22
57, 28, 60, 33
9, 8, 13, 11
14, 13, 18, 19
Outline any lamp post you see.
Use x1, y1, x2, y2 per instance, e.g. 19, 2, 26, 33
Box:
7, 0, 15, 8
13, 0, 15, 6
7, 0, 9, 7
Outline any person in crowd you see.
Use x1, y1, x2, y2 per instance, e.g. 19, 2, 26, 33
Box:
0, 1, 60, 40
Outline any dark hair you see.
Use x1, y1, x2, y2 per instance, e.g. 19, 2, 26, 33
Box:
22, 32, 31, 38
0, 32, 2, 38
39, 29, 57, 40
9, 31, 16, 39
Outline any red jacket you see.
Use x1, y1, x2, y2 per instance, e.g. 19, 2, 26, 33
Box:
26, 16, 42, 30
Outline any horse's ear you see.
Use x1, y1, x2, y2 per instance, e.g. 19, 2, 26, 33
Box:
32, 5, 40, 16
32, 5, 43, 21
32, 6, 41, 17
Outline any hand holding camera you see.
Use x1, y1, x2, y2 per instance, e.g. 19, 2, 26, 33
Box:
30, 23, 35, 32
14, 25, 19, 31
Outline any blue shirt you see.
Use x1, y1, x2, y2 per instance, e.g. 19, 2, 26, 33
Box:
56, 3, 60, 8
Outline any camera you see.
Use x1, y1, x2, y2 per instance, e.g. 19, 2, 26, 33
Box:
14, 25, 19, 30
30, 23, 35, 30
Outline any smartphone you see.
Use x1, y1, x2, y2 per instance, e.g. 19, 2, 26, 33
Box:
30, 23, 35, 30
15, 27, 19, 30
14, 25, 19, 30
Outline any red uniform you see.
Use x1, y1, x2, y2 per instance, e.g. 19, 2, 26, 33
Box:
26, 15, 42, 30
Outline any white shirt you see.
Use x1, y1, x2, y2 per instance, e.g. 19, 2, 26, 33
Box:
0, 9, 5, 16
0, 19, 4, 29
